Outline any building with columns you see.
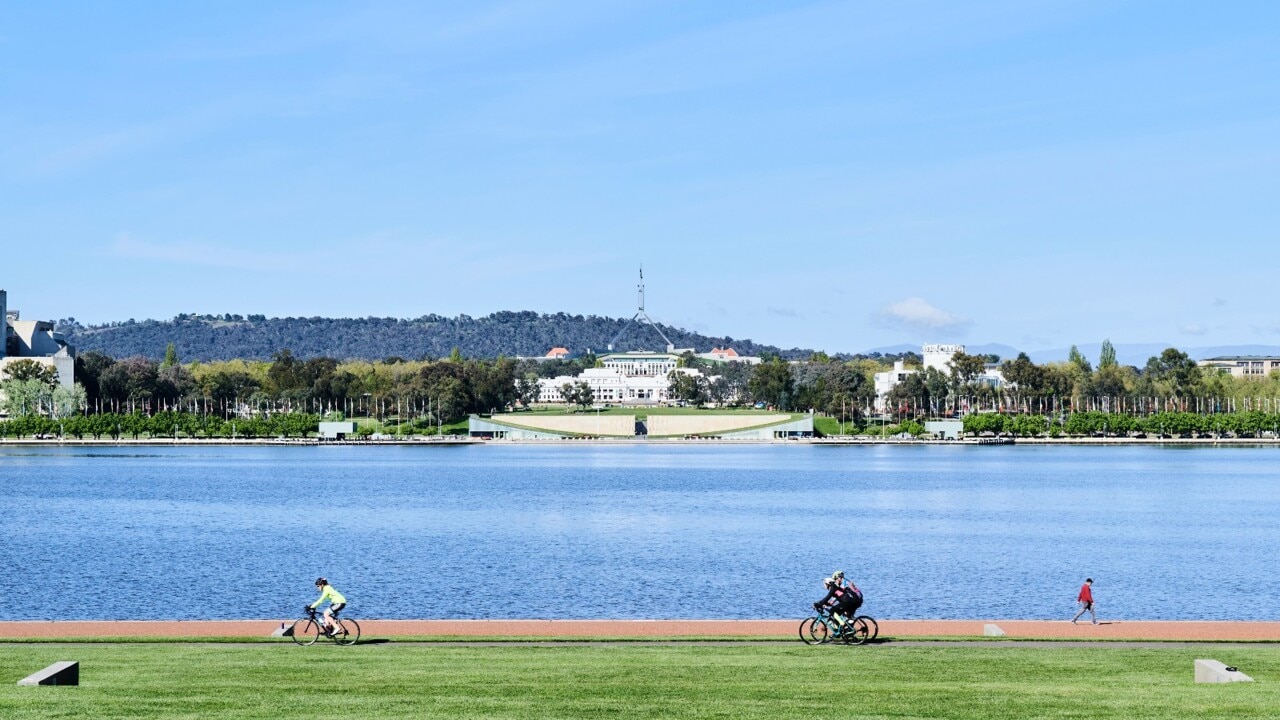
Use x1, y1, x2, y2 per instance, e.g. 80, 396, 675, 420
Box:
535, 350, 716, 405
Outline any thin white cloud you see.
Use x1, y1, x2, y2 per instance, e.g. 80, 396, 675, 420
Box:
876, 297, 971, 334
1180, 323, 1208, 336
768, 306, 800, 318
109, 233, 282, 271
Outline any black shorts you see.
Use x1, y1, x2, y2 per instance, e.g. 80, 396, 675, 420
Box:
329, 603, 346, 615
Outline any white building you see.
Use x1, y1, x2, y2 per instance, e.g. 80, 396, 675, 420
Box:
535, 350, 716, 405
922, 343, 965, 373
600, 351, 678, 377
0, 290, 76, 390
1198, 356, 1280, 379
873, 343, 1004, 412
873, 360, 916, 410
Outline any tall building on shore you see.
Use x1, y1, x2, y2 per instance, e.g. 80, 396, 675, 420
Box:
0, 289, 77, 389
873, 343, 1003, 412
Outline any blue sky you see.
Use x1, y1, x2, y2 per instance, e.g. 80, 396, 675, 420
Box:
3, 1, 1278, 353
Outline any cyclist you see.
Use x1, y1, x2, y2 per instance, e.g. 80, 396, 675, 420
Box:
308, 577, 347, 636
812, 571, 862, 628
832, 570, 863, 615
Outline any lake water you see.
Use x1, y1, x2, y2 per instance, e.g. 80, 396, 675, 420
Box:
2, 444, 1278, 621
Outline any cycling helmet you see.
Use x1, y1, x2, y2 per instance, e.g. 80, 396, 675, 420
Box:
832, 570, 845, 579
315, 577, 328, 586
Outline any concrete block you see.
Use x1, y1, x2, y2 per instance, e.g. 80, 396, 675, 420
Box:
1195, 659, 1253, 684
18, 661, 79, 686
271, 622, 294, 637
983, 623, 1005, 637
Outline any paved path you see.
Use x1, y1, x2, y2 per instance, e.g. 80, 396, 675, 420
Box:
3, 619, 1280, 641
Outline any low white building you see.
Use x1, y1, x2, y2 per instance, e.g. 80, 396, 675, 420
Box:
1198, 356, 1280, 379
600, 351, 678, 377
534, 351, 718, 406
873, 360, 917, 410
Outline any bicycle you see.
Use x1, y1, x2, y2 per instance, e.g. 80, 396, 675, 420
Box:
799, 605, 878, 645
291, 606, 361, 646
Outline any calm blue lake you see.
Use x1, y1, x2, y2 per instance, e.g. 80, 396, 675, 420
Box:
2, 444, 1277, 621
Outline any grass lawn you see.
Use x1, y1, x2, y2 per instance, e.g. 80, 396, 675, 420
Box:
2, 643, 1277, 719
515, 406, 787, 417
352, 417, 470, 436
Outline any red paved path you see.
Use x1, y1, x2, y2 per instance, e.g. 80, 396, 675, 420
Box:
3, 619, 1279, 641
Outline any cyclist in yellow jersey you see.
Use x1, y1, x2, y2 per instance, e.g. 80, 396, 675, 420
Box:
310, 578, 347, 635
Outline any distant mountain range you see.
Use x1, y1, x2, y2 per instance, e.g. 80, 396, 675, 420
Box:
866, 343, 1280, 366
58, 312, 822, 362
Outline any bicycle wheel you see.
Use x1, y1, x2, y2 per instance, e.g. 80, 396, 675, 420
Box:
843, 617, 872, 645
858, 615, 879, 641
335, 618, 361, 645
799, 617, 824, 645
798, 617, 815, 644
811, 617, 832, 644
290, 618, 320, 646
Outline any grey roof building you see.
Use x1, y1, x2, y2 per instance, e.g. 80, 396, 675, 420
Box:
1, 289, 77, 389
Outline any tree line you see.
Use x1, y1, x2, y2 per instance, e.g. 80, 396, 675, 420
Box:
58, 311, 818, 362
4, 339, 1279, 438
881, 341, 1280, 421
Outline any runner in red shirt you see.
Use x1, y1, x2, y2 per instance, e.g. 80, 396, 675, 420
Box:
1071, 578, 1097, 625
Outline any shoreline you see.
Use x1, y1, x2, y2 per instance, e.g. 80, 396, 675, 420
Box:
2, 437, 1280, 447
3, 619, 1279, 641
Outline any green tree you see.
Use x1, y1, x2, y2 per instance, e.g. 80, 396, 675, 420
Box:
1143, 348, 1202, 398
560, 382, 578, 410
1067, 345, 1092, 374
886, 372, 930, 417
161, 342, 179, 369
2, 359, 59, 387
1087, 364, 1131, 399
748, 359, 794, 409
559, 380, 593, 411
1099, 339, 1118, 369
948, 352, 987, 391
51, 383, 88, 420
0, 378, 50, 416
921, 367, 951, 415
1000, 353, 1046, 404
515, 373, 541, 408
266, 349, 303, 395
667, 371, 706, 407
74, 350, 115, 408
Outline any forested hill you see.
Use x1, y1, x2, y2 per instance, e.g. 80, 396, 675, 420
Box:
58, 312, 818, 361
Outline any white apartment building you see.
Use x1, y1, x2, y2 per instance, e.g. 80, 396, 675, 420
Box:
873, 343, 1004, 411
922, 343, 965, 373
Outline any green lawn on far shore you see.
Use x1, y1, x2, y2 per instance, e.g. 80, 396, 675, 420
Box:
2, 643, 1277, 719
512, 406, 787, 416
